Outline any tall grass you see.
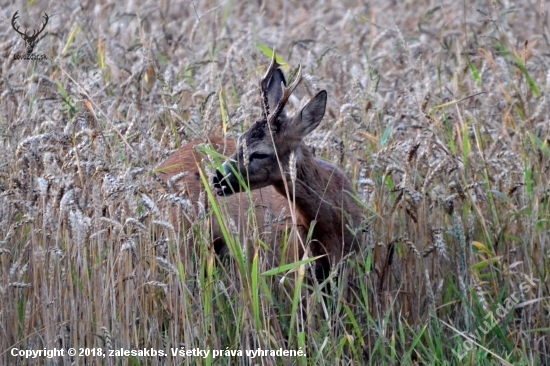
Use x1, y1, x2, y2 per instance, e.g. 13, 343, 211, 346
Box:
1, 0, 548, 365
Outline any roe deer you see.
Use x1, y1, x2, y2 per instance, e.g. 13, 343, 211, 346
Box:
156, 136, 300, 260
213, 53, 363, 279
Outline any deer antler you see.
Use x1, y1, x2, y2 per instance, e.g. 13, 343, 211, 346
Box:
267, 64, 302, 128
11, 11, 49, 40
35, 13, 49, 38
260, 49, 281, 119
11, 11, 26, 37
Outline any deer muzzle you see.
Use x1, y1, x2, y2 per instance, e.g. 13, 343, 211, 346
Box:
213, 162, 238, 196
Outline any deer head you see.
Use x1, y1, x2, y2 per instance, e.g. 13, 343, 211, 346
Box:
213, 53, 327, 196
12, 11, 49, 55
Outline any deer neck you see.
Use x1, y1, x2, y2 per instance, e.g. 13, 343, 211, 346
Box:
272, 144, 359, 254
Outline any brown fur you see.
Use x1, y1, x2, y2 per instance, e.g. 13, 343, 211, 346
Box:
155, 136, 301, 260
212, 64, 363, 277
273, 147, 362, 268
158, 61, 363, 276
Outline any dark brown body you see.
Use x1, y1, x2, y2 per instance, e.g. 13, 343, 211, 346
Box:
159, 54, 363, 277
211, 55, 363, 278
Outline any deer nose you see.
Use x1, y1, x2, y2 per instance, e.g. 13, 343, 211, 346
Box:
213, 168, 228, 196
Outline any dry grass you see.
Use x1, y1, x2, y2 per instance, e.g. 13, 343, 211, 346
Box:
1, 0, 549, 365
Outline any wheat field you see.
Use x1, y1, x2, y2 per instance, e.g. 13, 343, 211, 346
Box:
0, 0, 549, 365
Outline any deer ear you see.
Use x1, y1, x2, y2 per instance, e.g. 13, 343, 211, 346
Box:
266, 69, 286, 115
292, 90, 327, 138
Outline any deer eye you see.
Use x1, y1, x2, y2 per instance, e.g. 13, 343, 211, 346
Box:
250, 152, 270, 161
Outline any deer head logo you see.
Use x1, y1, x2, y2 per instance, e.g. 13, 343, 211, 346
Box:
11, 11, 49, 55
